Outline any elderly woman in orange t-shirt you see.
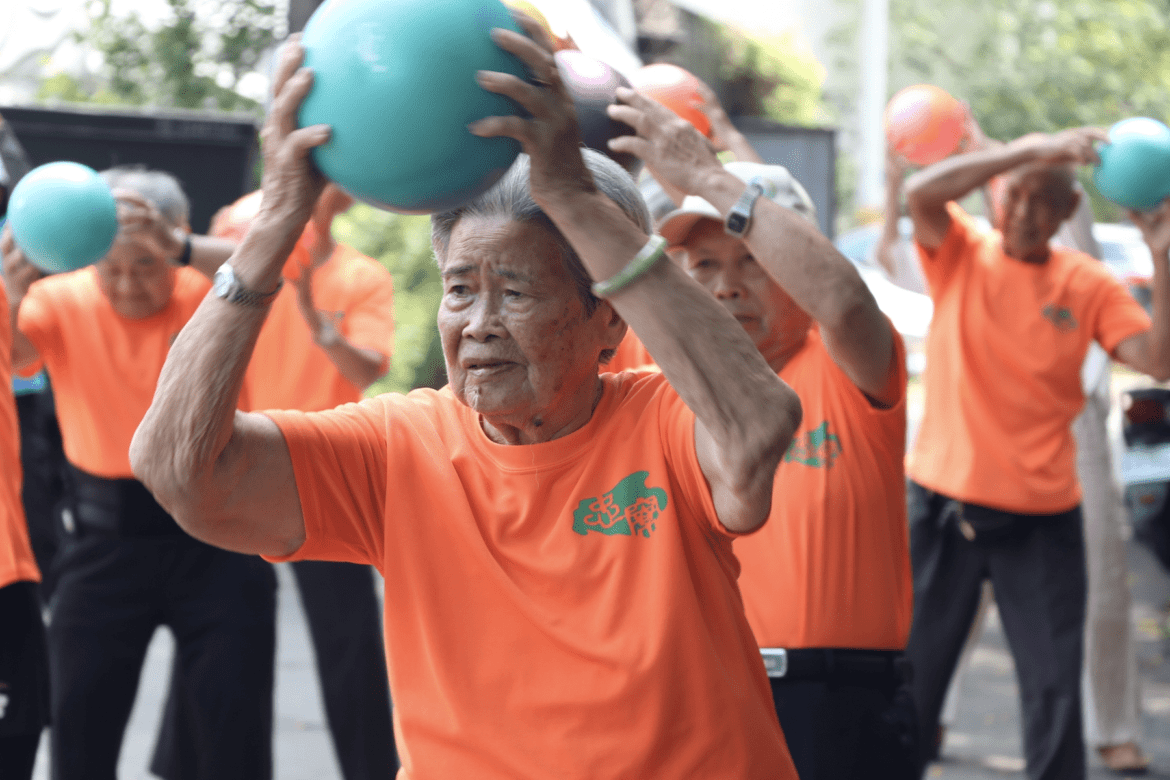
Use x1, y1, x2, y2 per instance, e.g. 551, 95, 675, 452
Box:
131, 20, 810, 780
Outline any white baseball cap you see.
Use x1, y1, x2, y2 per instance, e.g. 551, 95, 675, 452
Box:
657, 161, 817, 246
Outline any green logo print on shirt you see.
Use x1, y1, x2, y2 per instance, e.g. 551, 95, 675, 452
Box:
1041, 303, 1078, 332
783, 421, 842, 468
572, 471, 668, 538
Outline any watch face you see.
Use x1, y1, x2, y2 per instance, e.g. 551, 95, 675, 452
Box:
726, 212, 748, 236
212, 266, 233, 297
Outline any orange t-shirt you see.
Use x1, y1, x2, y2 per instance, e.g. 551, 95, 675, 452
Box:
17, 267, 211, 478
604, 329, 655, 373
244, 243, 394, 412
0, 280, 39, 589
264, 372, 795, 780
908, 203, 1152, 512
735, 327, 911, 649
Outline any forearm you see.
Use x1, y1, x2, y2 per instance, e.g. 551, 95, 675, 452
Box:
1143, 251, 1170, 379
545, 190, 801, 504
131, 221, 300, 519
875, 176, 903, 277
7, 296, 38, 372
317, 331, 387, 391
187, 235, 238, 278
905, 141, 1036, 210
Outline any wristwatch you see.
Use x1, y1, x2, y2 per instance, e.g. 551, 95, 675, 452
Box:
212, 262, 281, 308
724, 177, 775, 238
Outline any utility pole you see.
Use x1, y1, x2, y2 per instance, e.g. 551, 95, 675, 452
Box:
858, 0, 888, 210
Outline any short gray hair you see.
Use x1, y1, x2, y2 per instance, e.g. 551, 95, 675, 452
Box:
431, 150, 652, 318
100, 165, 189, 228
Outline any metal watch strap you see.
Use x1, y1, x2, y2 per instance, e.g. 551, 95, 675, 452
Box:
214, 262, 281, 308
228, 283, 281, 307
725, 179, 767, 238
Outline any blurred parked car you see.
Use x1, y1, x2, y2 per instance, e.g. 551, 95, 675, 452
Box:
1094, 222, 1153, 311
833, 217, 931, 375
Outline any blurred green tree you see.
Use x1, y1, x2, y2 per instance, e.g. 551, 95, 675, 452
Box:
332, 206, 447, 396
38, 0, 278, 112
833, 0, 1170, 219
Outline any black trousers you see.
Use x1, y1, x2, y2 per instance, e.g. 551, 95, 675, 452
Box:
769, 654, 918, 780
152, 560, 397, 780
904, 481, 1086, 780
48, 532, 276, 780
0, 581, 50, 780
15, 388, 66, 603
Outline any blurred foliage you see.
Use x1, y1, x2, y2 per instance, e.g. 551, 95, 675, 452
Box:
331, 206, 447, 396
717, 27, 827, 125
833, 0, 1170, 221
37, 0, 278, 112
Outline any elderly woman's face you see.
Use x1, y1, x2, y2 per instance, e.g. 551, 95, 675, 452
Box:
95, 233, 176, 320
437, 215, 613, 432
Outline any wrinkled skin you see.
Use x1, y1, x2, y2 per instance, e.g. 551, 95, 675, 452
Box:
438, 215, 623, 445
677, 218, 812, 372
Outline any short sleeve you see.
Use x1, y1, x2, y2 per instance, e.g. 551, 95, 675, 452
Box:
1091, 272, 1152, 354
915, 202, 981, 297
262, 398, 391, 566
342, 264, 395, 371
15, 280, 59, 377
653, 381, 745, 539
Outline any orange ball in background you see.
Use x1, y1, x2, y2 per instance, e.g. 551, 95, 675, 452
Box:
630, 63, 712, 138
884, 84, 966, 167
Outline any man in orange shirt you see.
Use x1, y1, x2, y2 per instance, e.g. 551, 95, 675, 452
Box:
1, 168, 277, 780
0, 265, 50, 780
657, 160, 913, 778
131, 29, 805, 780
903, 129, 1170, 780
152, 183, 398, 780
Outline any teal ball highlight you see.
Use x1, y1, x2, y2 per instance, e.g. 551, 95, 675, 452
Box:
1094, 117, 1170, 211
297, 0, 529, 214
8, 162, 119, 273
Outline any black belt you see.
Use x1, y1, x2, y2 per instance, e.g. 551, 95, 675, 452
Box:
66, 464, 186, 538
761, 648, 911, 685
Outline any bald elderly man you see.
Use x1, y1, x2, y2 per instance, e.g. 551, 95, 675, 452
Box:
902, 128, 1170, 780
2, 168, 275, 780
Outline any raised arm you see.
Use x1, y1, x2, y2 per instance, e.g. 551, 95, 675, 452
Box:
0, 226, 44, 371
114, 190, 237, 279
609, 89, 897, 406
875, 144, 909, 279
130, 40, 330, 556
472, 20, 801, 533
292, 264, 389, 391
906, 127, 1106, 250
695, 81, 763, 164
1114, 197, 1170, 381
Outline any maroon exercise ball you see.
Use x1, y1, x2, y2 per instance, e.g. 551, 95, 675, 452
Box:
555, 50, 642, 177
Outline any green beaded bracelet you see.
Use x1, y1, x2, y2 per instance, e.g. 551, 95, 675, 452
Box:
591, 235, 668, 298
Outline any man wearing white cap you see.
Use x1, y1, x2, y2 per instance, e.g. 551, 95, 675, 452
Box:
656, 160, 915, 779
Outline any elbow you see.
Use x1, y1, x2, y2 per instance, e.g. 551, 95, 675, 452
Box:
740, 381, 803, 489
130, 414, 205, 530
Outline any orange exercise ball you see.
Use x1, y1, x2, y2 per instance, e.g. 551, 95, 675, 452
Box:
884, 84, 966, 167
630, 63, 712, 138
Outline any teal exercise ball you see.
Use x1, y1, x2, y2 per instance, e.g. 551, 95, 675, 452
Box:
1094, 117, 1170, 211
8, 162, 118, 273
298, 0, 529, 214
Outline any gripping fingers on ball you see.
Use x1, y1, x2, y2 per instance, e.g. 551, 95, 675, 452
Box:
468, 115, 533, 147
476, 70, 554, 117
490, 28, 558, 87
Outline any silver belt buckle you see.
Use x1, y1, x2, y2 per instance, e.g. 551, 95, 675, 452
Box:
760, 648, 788, 678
